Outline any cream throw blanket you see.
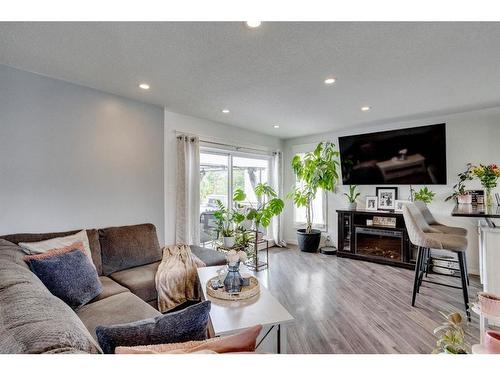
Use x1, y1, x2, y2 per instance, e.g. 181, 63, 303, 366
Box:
155, 245, 206, 313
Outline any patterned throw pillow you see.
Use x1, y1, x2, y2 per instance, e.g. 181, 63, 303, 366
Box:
96, 300, 211, 354
24, 243, 102, 309
19, 230, 95, 269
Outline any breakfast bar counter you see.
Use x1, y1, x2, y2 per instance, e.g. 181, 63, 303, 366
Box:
452, 204, 500, 295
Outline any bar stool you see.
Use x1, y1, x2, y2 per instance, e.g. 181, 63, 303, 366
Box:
413, 200, 469, 284
414, 201, 468, 236
402, 203, 470, 320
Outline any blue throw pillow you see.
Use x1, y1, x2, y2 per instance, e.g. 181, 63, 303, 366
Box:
95, 300, 211, 354
26, 248, 102, 309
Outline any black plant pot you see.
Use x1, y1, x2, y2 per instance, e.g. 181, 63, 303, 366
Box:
296, 229, 321, 253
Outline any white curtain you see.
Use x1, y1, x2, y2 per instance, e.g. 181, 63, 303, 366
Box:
270, 151, 287, 247
175, 134, 200, 245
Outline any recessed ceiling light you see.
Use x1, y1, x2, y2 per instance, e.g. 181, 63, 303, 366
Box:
246, 21, 262, 28
139, 83, 150, 90
324, 77, 336, 85
222, 109, 230, 114
361, 106, 371, 111
273, 125, 280, 129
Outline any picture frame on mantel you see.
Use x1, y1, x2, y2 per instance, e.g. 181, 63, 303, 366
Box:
395, 200, 411, 213
376, 187, 398, 211
365, 196, 378, 211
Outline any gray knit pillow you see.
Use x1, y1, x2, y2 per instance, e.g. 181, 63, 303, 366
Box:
25, 248, 102, 309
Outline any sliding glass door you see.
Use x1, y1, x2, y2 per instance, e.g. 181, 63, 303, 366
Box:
199, 149, 270, 246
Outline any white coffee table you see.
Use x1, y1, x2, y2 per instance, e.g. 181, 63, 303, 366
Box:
197, 265, 294, 353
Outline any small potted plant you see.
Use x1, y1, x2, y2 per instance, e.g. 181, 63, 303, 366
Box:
213, 189, 247, 248
433, 311, 469, 354
288, 142, 340, 252
344, 185, 360, 210
445, 165, 473, 204
412, 186, 436, 204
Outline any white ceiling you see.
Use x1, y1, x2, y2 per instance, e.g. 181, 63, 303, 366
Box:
1, 22, 500, 139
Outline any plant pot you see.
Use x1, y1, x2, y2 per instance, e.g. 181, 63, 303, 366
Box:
296, 229, 321, 253
223, 236, 235, 248
347, 202, 357, 210
457, 194, 472, 204
478, 292, 500, 316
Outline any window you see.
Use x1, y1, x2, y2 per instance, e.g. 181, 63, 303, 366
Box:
199, 148, 271, 245
293, 153, 327, 231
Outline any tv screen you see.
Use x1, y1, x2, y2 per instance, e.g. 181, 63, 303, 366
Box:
338, 123, 447, 185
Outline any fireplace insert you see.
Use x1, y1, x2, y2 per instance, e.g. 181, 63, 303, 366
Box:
355, 227, 403, 262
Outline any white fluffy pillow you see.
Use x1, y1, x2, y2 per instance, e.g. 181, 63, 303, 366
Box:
19, 230, 95, 267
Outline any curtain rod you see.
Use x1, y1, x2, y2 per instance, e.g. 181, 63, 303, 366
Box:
174, 130, 277, 154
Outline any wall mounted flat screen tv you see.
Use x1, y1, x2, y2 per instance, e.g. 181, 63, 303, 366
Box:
338, 123, 447, 185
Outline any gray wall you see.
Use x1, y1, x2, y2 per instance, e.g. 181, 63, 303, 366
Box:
0, 65, 165, 243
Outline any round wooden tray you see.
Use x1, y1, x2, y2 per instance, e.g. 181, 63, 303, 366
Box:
206, 276, 260, 301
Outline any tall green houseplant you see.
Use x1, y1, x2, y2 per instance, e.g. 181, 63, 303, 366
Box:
289, 142, 340, 252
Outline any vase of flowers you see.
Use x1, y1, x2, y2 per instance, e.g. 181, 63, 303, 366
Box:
471, 164, 500, 206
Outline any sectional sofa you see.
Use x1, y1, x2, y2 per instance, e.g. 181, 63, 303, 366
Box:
0, 223, 226, 353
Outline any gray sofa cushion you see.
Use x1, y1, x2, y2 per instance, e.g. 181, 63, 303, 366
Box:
77, 292, 161, 341
191, 245, 227, 266
91, 276, 130, 303
95, 300, 211, 354
110, 261, 160, 303
0, 239, 101, 354
0, 229, 103, 275
99, 223, 162, 276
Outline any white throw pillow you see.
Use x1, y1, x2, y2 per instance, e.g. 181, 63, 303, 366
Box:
19, 230, 95, 267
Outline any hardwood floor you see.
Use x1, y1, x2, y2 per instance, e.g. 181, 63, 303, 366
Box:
257, 245, 481, 354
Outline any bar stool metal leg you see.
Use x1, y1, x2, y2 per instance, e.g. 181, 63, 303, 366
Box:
457, 251, 470, 321
412, 246, 423, 306
417, 247, 428, 293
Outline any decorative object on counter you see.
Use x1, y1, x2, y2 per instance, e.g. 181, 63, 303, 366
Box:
365, 196, 378, 211
288, 141, 340, 252
471, 164, 500, 206
366, 219, 373, 226
394, 200, 410, 212
376, 187, 398, 210
433, 311, 469, 354
343, 185, 360, 210
472, 330, 500, 354
478, 292, 500, 316
484, 331, 500, 353
445, 164, 473, 204
412, 186, 436, 204
372, 216, 397, 228
319, 235, 337, 255
467, 190, 485, 205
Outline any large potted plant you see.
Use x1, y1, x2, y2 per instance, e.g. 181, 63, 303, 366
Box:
244, 183, 284, 237
288, 142, 340, 252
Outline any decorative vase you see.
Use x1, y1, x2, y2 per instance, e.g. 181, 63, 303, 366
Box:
223, 236, 235, 248
224, 261, 243, 293
347, 202, 357, 210
485, 187, 494, 206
